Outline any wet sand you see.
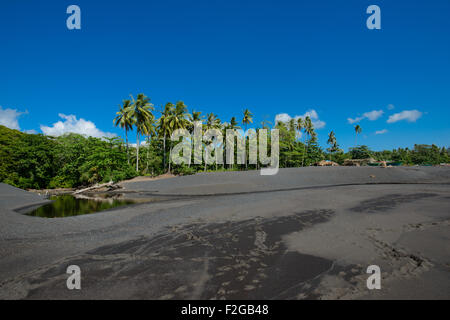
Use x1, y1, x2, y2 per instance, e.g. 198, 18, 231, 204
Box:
0, 167, 449, 299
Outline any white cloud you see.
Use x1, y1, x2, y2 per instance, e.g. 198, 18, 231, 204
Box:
130, 141, 147, 147
375, 129, 388, 135
24, 129, 38, 134
275, 109, 326, 129
40, 113, 115, 138
347, 116, 364, 124
387, 104, 395, 110
364, 110, 384, 121
387, 110, 422, 123
274, 113, 291, 123
348, 110, 384, 124
0, 106, 27, 130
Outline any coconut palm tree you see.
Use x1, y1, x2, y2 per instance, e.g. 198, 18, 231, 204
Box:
260, 119, 271, 130
354, 124, 362, 146
327, 130, 337, 160
204, 113, 221, 171
224, 117, 240, 169
242, 109, 253, 169
188, 110, 204, 132
141, 117, 156, 174
303, 116, 315, 166
166, 101, 190, 173
288, 118, 296, 133
157, 102, 174, 172
113, 99, 134, 164
304, 116, 314, 140
128, 93, 154, 172
296, 117, 306, 167
230, 116, 239, 129
187, 110, 204, 167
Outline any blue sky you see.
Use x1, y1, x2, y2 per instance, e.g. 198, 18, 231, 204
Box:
0, 0, 449, 151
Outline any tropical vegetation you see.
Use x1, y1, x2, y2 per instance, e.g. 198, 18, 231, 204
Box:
1, 93, 449, 190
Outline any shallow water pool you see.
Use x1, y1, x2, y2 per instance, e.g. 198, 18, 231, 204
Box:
26, 195, 138, 218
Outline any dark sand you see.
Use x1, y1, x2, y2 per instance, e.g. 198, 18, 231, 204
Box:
1, 167, 449, 299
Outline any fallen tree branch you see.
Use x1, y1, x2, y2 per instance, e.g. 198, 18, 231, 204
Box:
72, 181, 117, 195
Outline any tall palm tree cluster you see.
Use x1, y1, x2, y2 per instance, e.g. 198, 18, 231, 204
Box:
114, 96, 259, 174
114, 94, 359, 175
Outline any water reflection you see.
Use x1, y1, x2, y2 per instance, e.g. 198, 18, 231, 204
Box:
27, 195, 138, 218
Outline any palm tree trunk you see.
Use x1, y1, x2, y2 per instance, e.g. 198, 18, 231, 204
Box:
245, 124, 248, 170
163, 132, 166, 171
125, 130, 130, 165
204, 144, 207, 172
168, 147, 171, 173
136, 132, 140, 172
146, 135, 150, 173
301, 139, 306, 167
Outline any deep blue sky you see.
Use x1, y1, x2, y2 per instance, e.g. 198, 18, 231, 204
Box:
1, 0, 449, 151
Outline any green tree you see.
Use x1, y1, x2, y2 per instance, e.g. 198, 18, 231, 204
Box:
354, 124, 362, 146
157, 102, 174, 172
167, 101, 190, 173
113, 99, 134, 164
242, 109, 253, 169
128, 93, 154, 172
327, 130, 340, 160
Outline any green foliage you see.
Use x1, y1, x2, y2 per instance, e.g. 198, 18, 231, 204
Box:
0, 126, 136, 189
349, 145, 373, 159
2, 98, 450, 191
172, 165, 197, 176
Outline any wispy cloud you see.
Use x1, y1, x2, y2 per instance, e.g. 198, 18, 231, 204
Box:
275, 109, 326, 129
0, 106, 28, 130
387, 110, 422, 123
387, 104, 395, 110
347, 110, 384, 124
375, 129, 388, 135
40, 113, 115, 138
130, 141, 148, 147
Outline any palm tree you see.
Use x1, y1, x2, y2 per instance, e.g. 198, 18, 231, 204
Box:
354, 124, 362, 146
296, 117, 306, 167
187, 110, 204, 167
260, 119, 271, 130
128, 93, 154, 172
304, 116, 314, 140
242, 109, 253, 169
188, 110, 203, 132
167, 101, 190, 173
141, 117, 156, 174
157, 102, 174, 172
204, 113, 221, 171
113, 99, 133, 164
224, 117, 240, 169
303, 116, 315, 166
327, 130, 337, 160
288, 118, 296, 133
230, 116, 239, 129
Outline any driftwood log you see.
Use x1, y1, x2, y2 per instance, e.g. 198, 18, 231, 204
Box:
72, 181, 119, 195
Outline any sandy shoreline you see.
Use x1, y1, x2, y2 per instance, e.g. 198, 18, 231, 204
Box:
1, 167, 449, 299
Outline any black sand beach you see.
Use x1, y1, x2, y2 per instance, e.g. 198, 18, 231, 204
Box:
1, 167, 449, 299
